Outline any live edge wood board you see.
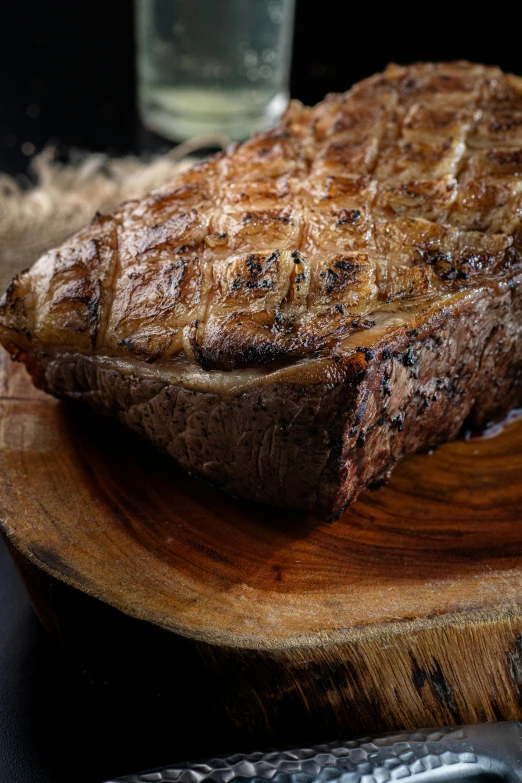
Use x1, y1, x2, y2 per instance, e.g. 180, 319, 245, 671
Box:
1, 347, 522, 742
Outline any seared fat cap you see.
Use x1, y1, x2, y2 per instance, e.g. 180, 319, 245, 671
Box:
2, 62, 522, 371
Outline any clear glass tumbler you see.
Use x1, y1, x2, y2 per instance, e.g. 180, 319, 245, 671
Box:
135, 0, 296, 143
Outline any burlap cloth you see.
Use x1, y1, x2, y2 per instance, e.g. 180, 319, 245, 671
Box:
0, 141, 219, 293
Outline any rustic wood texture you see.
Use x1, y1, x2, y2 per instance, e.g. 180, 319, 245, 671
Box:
1, 347, 522, 741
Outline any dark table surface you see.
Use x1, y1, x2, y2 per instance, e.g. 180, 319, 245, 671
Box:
0, 536, 245, 783
0, 538, 104, 783
2, 3, 522, 781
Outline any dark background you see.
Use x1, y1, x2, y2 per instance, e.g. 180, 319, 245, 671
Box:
2, 2, 522, 177
1, 3, 522, 782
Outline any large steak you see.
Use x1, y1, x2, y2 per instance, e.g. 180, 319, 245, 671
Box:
2, 62, 522, 518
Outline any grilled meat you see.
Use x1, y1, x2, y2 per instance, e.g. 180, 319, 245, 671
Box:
2, 62, 522, 517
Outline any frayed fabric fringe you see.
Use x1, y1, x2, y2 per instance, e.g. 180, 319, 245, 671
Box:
0, 138, 225, 291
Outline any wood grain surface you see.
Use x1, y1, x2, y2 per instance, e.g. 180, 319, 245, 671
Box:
1, 347, 522, 741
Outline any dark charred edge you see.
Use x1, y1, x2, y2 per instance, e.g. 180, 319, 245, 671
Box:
95, 219, 124, 352
197, 335, 297, 372
116, 335, 169, 365
0, 271, 32, 343
186, 319, 211, 371
194, 317, 360, 371
58, 277, 102, 350
0, 269, 28, 311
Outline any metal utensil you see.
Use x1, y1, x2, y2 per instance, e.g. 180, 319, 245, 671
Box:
105, 720, 522, 783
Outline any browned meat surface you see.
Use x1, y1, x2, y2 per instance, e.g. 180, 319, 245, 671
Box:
2, 62, 522, 518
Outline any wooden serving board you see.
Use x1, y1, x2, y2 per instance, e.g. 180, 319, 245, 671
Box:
1, 347, 522, 742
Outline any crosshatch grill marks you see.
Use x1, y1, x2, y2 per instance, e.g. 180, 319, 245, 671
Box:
96, 209, 124, 351
298, 82, 398, 332
2, 62, 522, 371
450, 75, 522, 236
103, 159, 221, 360
370, 68, 485, 303
184, 130, 314, 368
12, 213, 120, 355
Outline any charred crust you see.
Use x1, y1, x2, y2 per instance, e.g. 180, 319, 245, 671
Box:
116, 334, 165, 364
246, 279, 275, 290
355, 347, 375, 362
353, 317, 377, 329
368, 471, 392, 491
245, 255, 264, 274
489, 116, 522, 132
334, 259, 358, 272
4, 62, 522, 384
273, 310, 295, 334
380, 372, 392, 396
403, 346, 416, 367
230, 252, 280, 293
242, 211, 292, 225
337, 209, 362, 226
392, 414, 405, 432
319, 268, 339, 293
186, 320, 210, 370
319, 257, 361, 294
91, 211, 105, 225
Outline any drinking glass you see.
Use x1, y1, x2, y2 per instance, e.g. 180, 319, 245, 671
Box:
135, 0, 296, 142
